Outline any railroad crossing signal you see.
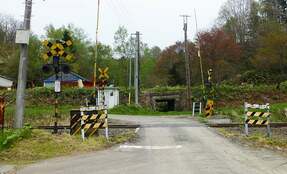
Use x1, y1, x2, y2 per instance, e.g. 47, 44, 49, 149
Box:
98, 67, 109, 79
41, 32, 74, 134
97, 67, 109, 89
207, 69, 212, 82
42, 39, 73, 62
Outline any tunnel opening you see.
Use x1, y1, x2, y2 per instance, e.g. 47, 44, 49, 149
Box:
155, 99, 175, 112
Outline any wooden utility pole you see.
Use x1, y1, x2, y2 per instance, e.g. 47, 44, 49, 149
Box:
94, 0, 101, 91
180, 15, 192, 110
15, 0, 33, 128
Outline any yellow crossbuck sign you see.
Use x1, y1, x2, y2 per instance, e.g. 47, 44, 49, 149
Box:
98, 67, 109, 79
42, 40, 73, 61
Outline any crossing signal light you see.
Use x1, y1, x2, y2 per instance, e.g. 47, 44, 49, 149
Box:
42, 64, 52, 74
61, 64, 70, 74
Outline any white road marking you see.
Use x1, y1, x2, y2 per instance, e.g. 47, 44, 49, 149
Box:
135, 128, 140, 133
119, 145, 182, 150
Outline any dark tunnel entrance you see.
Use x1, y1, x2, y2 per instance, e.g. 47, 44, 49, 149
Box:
155, 99, 176, 112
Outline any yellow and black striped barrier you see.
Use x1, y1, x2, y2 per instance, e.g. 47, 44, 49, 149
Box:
244, 103, 271, 137
80, 111, 108, 138
70, 108, 108, 139
205, 100, 214, 117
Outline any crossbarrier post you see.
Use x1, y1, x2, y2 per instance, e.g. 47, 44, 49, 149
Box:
266, 103, 271, 138
0, 97, 5, 131
244, 102, 249, 136
192, 102, 195, 117
199, 102, 202, 115
80, 111, 85, 141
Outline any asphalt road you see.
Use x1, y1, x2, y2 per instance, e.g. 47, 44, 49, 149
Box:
18, 116, 287, 174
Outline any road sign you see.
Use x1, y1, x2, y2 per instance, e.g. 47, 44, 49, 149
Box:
15, 30, 30, 44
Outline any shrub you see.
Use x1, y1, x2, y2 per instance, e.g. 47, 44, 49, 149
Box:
0, 124, 32, 150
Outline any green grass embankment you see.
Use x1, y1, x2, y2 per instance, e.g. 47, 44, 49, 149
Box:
217, 102, 287, 123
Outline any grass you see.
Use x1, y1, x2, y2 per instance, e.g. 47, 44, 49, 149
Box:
0, 126, 32, 151
4, 105, 76, 127
0, 129, 136, 165
216, 102, 287, 123
109, 105, 192, 116
218, 128, 287, 151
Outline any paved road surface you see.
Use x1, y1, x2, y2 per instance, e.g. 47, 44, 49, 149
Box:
18, 116, 287, 174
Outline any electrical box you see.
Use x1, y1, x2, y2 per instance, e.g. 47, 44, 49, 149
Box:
15, 30, 30, 44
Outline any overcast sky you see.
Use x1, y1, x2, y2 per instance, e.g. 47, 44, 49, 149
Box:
1, 0, 226, 49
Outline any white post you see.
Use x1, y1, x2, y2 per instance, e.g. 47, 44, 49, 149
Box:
244, 102, 249, 136
266, 103, 271, 137
192, 102, 195, 116
105, 109, 109, 140
80, 111, 85, 141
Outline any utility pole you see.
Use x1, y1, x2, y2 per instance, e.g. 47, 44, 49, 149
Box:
133, 31, 141, 105
128, 52, 132, 105
194, 9, 205, 101
180, 15, 192, 110
94, 0, 101, 95
15, 0, 33, 128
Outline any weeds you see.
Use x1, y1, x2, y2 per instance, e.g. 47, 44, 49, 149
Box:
0, 129, 136, 165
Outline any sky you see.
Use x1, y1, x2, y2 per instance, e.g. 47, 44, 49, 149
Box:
1, 0, 226, 49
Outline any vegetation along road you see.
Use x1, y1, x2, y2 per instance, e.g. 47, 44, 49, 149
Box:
18, 116, 287, 174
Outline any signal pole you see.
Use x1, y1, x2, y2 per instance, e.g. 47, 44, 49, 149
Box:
15, 0, 33, 128
180, 15, 192, 110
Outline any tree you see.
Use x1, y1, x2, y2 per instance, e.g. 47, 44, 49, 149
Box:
197, 28, 242, 82
0, 14, 21, 77
218, 0, 254, 44
150, 46, 161, 59
155, 42, 188, 86
113, 26, 135, 59
260, 0, 287, 23
252, 21, 287, 77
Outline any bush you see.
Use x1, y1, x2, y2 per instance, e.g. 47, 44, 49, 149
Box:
0, 124, 32, 150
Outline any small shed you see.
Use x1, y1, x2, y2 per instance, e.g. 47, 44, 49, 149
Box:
44, 72, 91, 87
97, 87, 120, 109
0, 75, 13, 90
